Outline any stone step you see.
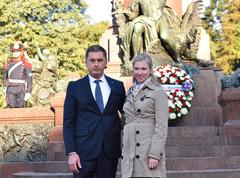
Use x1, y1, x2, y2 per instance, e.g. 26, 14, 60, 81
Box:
167, 126, 223, 137
13, 172, 72, 178
0, 162, 70, 178
166, 145, 240, 158
166, 156, 240, 170
49, 143, 240, 161
13, 169, 240, 178
167, 135, 240, 146
48, 126, 223, 141
9, 156, 240, 173
12, 156, 240, 173
167, 168, 240, 178
13, 171, 122, 178
48, 135, 240, 158
32, 161, 70, 173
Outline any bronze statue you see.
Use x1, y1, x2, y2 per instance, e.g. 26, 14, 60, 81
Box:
113, 0, 214, 72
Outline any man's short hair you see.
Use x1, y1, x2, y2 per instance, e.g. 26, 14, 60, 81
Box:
85, 45, 107, 60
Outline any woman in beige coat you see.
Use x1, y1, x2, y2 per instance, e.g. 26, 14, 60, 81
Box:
121, 53, 169, 178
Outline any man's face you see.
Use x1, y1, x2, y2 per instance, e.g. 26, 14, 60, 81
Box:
86, 51, 107, 79
12, 50, 22, 59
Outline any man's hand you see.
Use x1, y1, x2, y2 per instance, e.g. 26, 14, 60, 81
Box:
2, 87, 7, 96
24, 93, 31, 101
68, 152, 82, 174
148, 157, 159, 169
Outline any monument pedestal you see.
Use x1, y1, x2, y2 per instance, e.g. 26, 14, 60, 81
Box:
47, 93, 65, 161
219, 88, 240, 136
170, 67, 223, 126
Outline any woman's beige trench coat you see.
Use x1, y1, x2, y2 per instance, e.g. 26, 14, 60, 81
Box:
122, 78, 169, 178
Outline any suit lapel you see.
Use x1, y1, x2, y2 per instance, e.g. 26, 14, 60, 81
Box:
104, 76, 119, 111
81, 76, 100, 111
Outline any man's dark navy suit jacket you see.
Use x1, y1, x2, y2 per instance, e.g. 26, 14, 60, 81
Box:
63, 75, 126, 160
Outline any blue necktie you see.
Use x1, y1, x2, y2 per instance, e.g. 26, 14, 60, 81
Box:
94, 80, 104, 113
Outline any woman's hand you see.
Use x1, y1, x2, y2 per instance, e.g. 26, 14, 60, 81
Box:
148, 157, 159, 169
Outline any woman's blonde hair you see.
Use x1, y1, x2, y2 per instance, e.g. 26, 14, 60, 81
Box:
132, 53, 153, 71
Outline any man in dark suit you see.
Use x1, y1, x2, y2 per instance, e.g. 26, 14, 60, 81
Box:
63, 45, 126, 178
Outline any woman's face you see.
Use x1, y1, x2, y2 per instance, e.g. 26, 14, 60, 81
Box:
133, 60, 151, 83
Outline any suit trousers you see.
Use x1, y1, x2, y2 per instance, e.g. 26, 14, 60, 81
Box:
73, 147, 118, 178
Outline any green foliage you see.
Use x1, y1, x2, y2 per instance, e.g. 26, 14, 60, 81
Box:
0, 0, 109, 107
215, 0, 240, 73
202, 0, 240, 73
202, 0, 226, 41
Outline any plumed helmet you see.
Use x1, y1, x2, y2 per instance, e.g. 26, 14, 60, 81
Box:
10, 42, 24, 52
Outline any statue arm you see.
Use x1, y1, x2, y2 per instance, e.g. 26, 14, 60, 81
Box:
36, 47, 45, 61
24, 51, 33, 64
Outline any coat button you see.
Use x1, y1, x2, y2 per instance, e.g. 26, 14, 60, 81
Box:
136, 130, 140, 134
135, 155, 140, 159
136, 143, 140, 147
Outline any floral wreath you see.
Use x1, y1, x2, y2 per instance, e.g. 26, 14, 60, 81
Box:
154, 64, 194, 120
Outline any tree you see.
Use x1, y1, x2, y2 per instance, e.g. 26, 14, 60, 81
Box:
215, 0, 240, 73
202, 0, 224, 42
0, 0, 109, 107
202, 0, 240, 73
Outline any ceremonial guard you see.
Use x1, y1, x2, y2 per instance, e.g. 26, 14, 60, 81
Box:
2, 42, 32, 108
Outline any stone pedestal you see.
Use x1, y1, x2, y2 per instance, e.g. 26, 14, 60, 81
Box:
219, 88, 240, 136
47, 93, 65, 161
171, 68, 223, 126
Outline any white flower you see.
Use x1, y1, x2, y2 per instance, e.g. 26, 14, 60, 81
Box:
171, 68, 176, 73
180, 108, 188, 115
179, 71, 185, 77
175, 100, 183, 108
154, 71, 161, 77
185, 101, 191, 107
161, 77, 167, 83
169, 113, 176, 119
177, 113, 182, 117
189, 91, 194, 97
176, 91, 184, 96
169, 76, 176, 83
168, 100, 175, 108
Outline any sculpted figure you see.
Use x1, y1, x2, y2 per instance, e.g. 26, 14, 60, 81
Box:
113, 0, 214, 70
28, 44, 58, 106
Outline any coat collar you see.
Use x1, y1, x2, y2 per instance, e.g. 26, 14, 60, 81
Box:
128, 77, 156, 97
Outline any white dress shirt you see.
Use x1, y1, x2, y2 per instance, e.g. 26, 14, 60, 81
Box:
88, 75, 111, 108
